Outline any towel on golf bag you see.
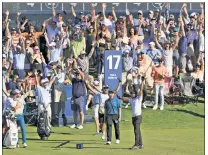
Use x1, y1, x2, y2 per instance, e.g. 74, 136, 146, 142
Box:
37, 110, 51, 138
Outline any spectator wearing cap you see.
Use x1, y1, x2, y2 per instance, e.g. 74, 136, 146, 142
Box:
44, 32, 64, 63
146, 42, 162, 66
151, 58, 168, 110
6, 85, 32, 148
122, 49, 133, 94
104, 79, 122, 145
137, 50, 154, 91
71, 25, 86, 58
71, 5, 85, 25
6, 26, 21, 48
31, 46, 45, 74
133, 41, 146, 66
77, 41, 97, 81
13, 44, 26, 79
44, 19, 60, 43
120, 37, 131, 54
86, 25, 96, 56
52, 8, 65, 28
155, 33, 177, 76
69, 60, 86, 130
35, 70, 56, 128
53, 63, 67, 120
146, 10, 154, 26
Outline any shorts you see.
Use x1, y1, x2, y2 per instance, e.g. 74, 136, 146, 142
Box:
54, 84, 66, 102
179, 55, 186, 70
92, 104, 99, 118
71, 96, 84, 112
122, 72, 127, 84
99, 113, 105, 124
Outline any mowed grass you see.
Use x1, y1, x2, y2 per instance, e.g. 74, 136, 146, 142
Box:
3, 101, 205, 155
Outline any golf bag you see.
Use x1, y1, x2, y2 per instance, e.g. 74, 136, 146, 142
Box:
3, 109, 18, 149
37, 109, 51, 140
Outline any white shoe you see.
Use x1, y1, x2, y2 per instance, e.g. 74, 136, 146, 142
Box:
125, 105, 129, 109
102, 133, 105, 140
23, 143, 27, 148
160, 106, 164, 111
116, 139, 120, 144
143, 104, 147, 109
106, 141, 111, 145
70, 124, 77, 128
153, 104, 158, 110
77, 125, 84, 129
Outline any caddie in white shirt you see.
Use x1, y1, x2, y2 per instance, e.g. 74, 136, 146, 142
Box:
34, 70, 56, 128
117, 76, 145, 150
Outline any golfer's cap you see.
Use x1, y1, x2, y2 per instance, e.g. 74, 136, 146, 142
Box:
103, 85, 109, 89
190, 12, 196, 17
149, 10, 154, 14
41, 78, 49, 84
11, 28, 16, 31
124, 49, 130, 53
93, 80, 100, 86
49, 42, 56, 47
149, 42, 155, 46
138, 10, 143, 14
12, 89, 21, 94
80, 51, 86, 55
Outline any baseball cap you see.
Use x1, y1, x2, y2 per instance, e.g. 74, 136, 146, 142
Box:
16, 78, 24, 83
155, 9, 160, 12
149, 42, 155, 46
56, 13, 62, 16
103, 85, 109, 89
12, 89, 21, 95
79, 12, 84, 15
151, 17, 157, 21
124, 49, 130, 53
41, 78, 49, 84
190, 12, 196, 17
149, 10, 153, 14
80, 51, 86, 55
75, 25, 81, 29
49, 42, 56, 47
138, 10, 143, 15
11, 28, 16, 31
49, 61, 57, 66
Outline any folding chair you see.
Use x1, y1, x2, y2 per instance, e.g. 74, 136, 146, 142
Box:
179, 75, 202, 106
24, 100, 38, 125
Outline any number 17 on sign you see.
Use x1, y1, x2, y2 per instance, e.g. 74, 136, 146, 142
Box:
104, 51, 122, 97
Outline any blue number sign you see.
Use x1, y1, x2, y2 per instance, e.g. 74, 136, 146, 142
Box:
104, 50, 122, 97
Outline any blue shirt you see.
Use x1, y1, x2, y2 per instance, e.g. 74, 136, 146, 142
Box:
104, 98, 121, 115
13, 51, 25, 70
146, 48, 162, 65
178, 36, 188, 55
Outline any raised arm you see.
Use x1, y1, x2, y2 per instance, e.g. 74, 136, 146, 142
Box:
88, 41, 97, 59
90, 3, 96, 22
181, 3, 188, 18
24, 80, 32, 98
34, 71, 40, 86
44, 31, 50, 47
85, 80, 98, 94
20, 19, 29, 31
112, 7, 117, 22
16, 11, 21, 33
71, 5, 77, 17
155, 34, 163, 51
102, 3, 107, 19
113, 78, 122, 95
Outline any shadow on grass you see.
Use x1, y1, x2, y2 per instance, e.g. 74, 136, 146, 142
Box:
28, 138, 100, 142
168, 109, 205, 118
59, 146, 130, 150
